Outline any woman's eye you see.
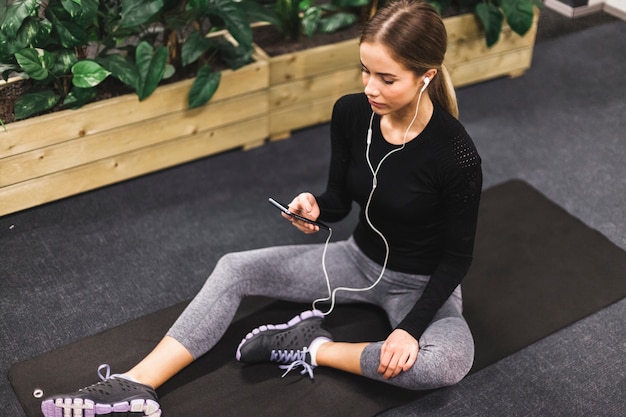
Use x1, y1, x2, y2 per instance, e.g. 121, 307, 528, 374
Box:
382, 79, 394, 85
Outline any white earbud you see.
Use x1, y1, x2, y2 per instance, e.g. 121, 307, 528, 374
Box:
420, 76, 430, 93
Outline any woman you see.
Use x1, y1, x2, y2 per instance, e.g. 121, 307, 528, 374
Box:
42, 1, 482, 416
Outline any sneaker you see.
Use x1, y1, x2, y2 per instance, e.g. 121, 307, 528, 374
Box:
41, 364, 161, 417
236, 310, 332, 378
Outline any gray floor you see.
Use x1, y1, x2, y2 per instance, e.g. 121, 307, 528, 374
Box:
459, 11, 625, 252
2, 8, 625, 417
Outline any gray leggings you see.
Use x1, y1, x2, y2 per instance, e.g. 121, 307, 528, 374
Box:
166, 237, 474, 390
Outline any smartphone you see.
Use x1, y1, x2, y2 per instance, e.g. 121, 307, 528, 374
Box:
268, 198, 330, 230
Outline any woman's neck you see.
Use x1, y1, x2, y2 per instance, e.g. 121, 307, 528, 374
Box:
381, 96, 434, 145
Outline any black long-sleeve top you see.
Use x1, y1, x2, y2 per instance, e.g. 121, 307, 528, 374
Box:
315, 93, 482, 339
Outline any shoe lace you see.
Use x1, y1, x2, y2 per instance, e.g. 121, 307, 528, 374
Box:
279, 360, 315, 380
274, 347, 315, 380
77, 364, 111, 393
270, 347, 308, 364
97, 364, 111, 381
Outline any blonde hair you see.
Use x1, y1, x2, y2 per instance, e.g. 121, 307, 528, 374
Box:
361, 0, 458, 118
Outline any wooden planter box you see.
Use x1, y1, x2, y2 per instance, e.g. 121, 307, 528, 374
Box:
444, 10, 539, 87
0, 59, 269, 216
255, 9, 538, 139
0, 10, 538, 216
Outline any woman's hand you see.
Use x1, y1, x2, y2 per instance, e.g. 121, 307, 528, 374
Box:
378, 329, 419, 379
285, 193, 321, 234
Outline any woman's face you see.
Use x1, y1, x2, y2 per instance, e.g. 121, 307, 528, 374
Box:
360, 42, 422, 118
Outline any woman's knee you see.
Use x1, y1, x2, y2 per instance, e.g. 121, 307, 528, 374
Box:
196, 252, 255, 298
414, 317, 474, 388
426, 348, 473, 388
386, 317, 473, 390
213, 251, 257, 279
360, 336, 473, 391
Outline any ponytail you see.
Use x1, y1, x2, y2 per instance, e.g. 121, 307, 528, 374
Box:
432, 64, 458, 118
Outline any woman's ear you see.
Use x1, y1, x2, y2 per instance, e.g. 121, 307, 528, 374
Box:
424, 69, 438, 81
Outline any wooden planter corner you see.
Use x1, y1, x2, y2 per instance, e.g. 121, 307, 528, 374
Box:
255, 37, 363, 140
0, 59, 269, 217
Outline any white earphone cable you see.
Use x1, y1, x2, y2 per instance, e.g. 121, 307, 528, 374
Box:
313, 85, 426, 316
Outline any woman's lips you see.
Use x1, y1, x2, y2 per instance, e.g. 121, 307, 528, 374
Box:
368, 99, 385, 109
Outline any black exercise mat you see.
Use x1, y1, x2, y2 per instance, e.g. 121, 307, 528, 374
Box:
9, 180, 626, 417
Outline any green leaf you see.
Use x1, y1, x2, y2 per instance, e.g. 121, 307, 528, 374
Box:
163, 64, 175, 80
60, 0, 99, 26
15, 16, 40, 47
214, 37, 252, 70
318, 12, 357, 34
72, 60, 111, 88
188, 64, 221, 109
331, 0, 370, 6
30, 17, 53, 47
46, 2, 88, 47
475, 2, 503, 47
135, 41, 168, 100
96, 54, 139, 89
302, 7, 322, 37
119, 0, 164, 28
182, 29, 213, 67
51, 49, 78, 76
14, 89, 60, 120
59, 0, 82, 17
1, 0, 39, 36
187, 0, 211, 14
500, 0, 534, 36
15, 48, 53, 80
62, 86, 98, 109
0, 0, 7, 27
209, 0, 252, 50
1, 33, 22, 58
0, 30, 12, 61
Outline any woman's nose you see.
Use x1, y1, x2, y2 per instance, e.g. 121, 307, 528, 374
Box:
363, 77, 378, 97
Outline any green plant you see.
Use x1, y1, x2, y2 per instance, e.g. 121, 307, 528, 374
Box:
428, 0, 542, 47
0, 0, 259, 121
254, 0, 370, 41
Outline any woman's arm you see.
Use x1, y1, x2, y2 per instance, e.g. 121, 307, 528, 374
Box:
397, 132, 482, 339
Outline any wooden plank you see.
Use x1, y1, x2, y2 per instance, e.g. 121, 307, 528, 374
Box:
270, 96, 338, 137
270, 67, 362, 110
0, 59, 268, 159
269, 38, 359, 86
446, 25, 536, 66
0, 116, 268, 216
0, 76, 24, 87
0, 91, 268, 188
444, 12, 484, 42
449, 47, 534, 87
